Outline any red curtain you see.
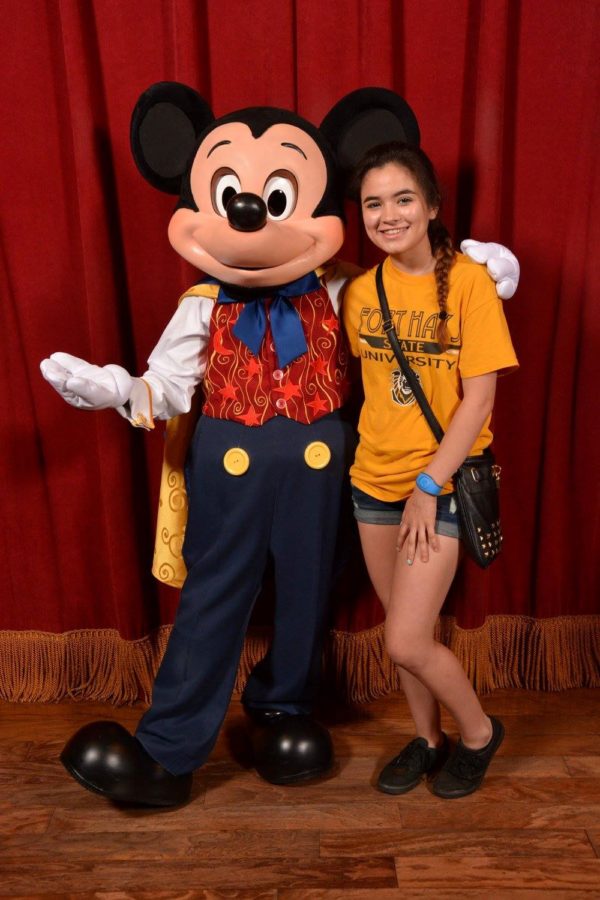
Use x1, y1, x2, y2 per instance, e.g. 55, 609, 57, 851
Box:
1, 1, 598, 693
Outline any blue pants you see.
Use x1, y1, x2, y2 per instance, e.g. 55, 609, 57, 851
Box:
135, 412, 355, 774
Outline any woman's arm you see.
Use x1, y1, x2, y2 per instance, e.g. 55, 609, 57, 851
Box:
397, 372, 497, 564
424, 372, 497, 487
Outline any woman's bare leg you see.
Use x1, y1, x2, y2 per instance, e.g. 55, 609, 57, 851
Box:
358, 522, 492, 749
358, 522, 443, 747
387, 534, 491, 747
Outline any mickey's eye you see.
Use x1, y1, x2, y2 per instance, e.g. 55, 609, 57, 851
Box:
211, 169, 242, 217
263, 171, 297, 221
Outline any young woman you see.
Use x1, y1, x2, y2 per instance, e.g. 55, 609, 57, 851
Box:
343, 142, 518, 798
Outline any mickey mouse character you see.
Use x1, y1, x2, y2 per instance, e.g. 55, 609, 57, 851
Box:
41, 85, 519, 807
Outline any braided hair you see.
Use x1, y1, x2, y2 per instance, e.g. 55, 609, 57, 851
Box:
350, 142, 456, 352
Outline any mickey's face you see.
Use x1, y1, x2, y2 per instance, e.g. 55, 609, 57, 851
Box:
131, 84, 420, 288
168, 122, 344, 287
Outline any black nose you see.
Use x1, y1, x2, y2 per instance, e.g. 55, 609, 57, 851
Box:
227, 193, 267, 232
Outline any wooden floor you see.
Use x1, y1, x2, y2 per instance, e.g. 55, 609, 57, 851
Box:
0, 689, 599, 898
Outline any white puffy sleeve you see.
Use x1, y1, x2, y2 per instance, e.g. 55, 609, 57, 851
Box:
118, 294, 214, 429
322, 260, 364, 316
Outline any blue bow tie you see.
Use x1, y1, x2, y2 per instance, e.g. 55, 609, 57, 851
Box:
216, 271, 321, 369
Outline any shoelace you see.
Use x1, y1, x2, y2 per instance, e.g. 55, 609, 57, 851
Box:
446, 745, 489, 781
390, 739, 431, 773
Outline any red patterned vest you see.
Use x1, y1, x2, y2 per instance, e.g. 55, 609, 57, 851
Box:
202, 284, 350, 426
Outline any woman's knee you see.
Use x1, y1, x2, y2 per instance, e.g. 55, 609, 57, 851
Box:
384, 628, 434, 671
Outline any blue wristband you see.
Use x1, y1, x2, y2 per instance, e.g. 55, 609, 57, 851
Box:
416, 472, 443, 496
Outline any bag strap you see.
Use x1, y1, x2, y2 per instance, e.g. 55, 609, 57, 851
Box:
375, 262, 445, 445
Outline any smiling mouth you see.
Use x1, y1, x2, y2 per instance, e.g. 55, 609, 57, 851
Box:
380, 226, 409, 236
214, 235, 317, 272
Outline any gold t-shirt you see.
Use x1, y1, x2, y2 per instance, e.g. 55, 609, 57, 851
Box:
343, 253, 519, 501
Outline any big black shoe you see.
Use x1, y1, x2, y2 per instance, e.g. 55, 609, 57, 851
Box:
60, 721, 193, 807
377, 733, 450, 795
432, 716, 505, 799
249, 712, 334, 784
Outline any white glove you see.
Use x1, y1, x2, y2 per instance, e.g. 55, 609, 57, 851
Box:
40, 352, 133, 410
460, 239, 520, 300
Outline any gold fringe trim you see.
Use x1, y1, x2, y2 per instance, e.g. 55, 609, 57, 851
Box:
0, 628, 170, 705
328, 615, 600, 702
1, 615, 598, 705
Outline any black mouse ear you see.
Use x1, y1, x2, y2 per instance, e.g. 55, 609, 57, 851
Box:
130, 82, 214, 194
320, 87, 420, 175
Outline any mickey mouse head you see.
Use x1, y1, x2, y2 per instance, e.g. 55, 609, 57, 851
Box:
130, 83, 420, 287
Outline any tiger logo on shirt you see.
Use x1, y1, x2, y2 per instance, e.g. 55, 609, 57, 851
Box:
391, 368, 421, 406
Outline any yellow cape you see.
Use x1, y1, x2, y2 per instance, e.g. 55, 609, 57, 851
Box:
151, 282, 218, 588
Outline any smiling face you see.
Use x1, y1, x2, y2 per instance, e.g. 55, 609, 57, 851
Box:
168, 121, 344, 287
360, 162, 437, 271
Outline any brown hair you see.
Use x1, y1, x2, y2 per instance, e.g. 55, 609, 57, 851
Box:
350, 141, 455, 351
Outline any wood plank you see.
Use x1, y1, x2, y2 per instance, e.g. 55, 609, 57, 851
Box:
351, 688, 600, 719
565, 756, 600, 776
497, 734, 600, 756
2, 894, 276, 900
201, 755, 387, 808
0, 740, 33, 764
354, 690, 548, 718
204, 772, 600, 810
0, 771, 207, 808
394, 856, 600, 893
320, 828, 596, 858
203, 774, 377, 808
479, 755, 568, 776
0, 701, 143, 740
280, 891, 596, 900
312, 731, 600, 759
490, 689, 600, 716
0, 803, 52, 835
327, 713, 600, 738
47, 801, 399, 834
485, 714, 600, 735
280, 892, 407, 900
0, 702, 252, 762
586, 830, 600, 858
0, 857, 398, 894
0, 828, 319, 863
399, 802, 600, 830
0, 761, 73, 785
395, 776, 600, 806
1, 768, 597, 813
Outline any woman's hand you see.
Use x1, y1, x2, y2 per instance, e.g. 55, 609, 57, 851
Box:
397, 488, 440, 564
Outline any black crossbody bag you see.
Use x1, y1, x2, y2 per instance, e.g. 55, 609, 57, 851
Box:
375, 263, 502, 569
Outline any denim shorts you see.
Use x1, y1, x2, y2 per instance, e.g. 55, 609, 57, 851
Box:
351, 484, 461, 539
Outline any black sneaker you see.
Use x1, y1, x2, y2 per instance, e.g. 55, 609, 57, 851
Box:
432, 715, 504, 799
377, 733, 450, 795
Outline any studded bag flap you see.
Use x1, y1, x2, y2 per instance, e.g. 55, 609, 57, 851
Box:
375, 263, 503, 569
